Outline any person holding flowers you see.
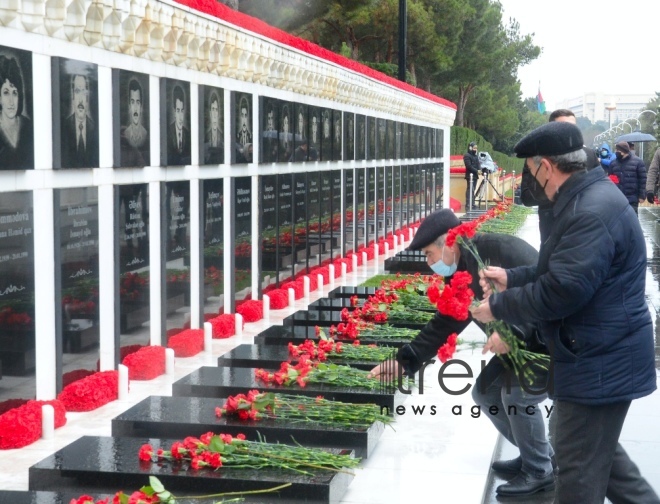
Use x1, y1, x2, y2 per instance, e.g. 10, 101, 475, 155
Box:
368, 208, 555, 497
471, 121, 659, 504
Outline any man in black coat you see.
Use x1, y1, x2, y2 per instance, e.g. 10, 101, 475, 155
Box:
463, 142, 481, 210
166, 85, 191, 166
606, 141, 646, 214
472, 122, 658, 504
368, 209, 555, 497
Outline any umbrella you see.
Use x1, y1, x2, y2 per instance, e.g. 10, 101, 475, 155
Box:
615, 132, 657, 143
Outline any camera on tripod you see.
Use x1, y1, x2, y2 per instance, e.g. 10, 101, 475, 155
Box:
478, 151, 498, 173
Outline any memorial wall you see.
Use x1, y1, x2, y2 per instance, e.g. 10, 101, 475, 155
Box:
0, 0, 455, 406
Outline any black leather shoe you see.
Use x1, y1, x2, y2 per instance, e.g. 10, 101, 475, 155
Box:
491, 457, 522, 476
491, 456, 557, 476
496, 471, 555, 496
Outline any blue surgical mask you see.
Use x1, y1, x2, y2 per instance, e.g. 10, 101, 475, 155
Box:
430, 246, 457, 277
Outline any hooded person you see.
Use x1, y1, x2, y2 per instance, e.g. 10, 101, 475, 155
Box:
368, 208, 555, 497
599, 142, 616, 169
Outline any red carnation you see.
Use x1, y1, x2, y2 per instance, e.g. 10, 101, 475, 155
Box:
236, 300, 264, 322
122, 346, 166, 380
266, 288, 290, 309
57, 371, 119, 412
168, 329, 205, 357
209, 314, 240, 338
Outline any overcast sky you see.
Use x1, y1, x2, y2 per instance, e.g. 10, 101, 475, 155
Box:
497, 0, 658, 109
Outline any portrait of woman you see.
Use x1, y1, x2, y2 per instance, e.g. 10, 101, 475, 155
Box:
0, 50, 33, 170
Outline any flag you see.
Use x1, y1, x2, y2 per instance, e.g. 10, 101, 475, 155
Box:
537, 85, 546, 114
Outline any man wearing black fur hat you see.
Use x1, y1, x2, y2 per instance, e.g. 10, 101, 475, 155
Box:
368, 208, 555, 497
463, 141, 481, 210
472, 121, 658, 504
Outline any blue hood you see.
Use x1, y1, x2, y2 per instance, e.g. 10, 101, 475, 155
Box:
600, 142, 613, 155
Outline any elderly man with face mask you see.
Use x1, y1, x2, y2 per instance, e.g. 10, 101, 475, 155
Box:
368, 208, 555, 497
471, 121, 658, 504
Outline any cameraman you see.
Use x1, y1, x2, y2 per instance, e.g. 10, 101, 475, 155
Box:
463, 141, 481, 210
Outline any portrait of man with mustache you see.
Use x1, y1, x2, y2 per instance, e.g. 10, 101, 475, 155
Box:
60, 67, 99, 169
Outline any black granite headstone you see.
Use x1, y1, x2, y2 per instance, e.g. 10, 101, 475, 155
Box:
234, 177, 252, 302
0, 191, 35, 381
163, 181, 190, 342
278, 174, 294, 283
279, 101, 293, 163
293, 172, 308, 271
260, 175, 278, 283
356, 168, 366, 248
199, 85, 224, 166
332, 110, 342, 161
320, 172, 332, 255
216, 343, 384, 372
320, 108, 332, 162
367, 168, 376, 244
232, 91, 253, 164
308, 106, 321, 161
344, 169, 355, 254
111, 395, 385, 458
292, 103, 308, 162
343, 112, 354, 161
260, 96, 278, 163
29, 436, 353, 504
116, 184, 150, 346
202, 179, 224, 316
113, 70, 150, 168
306, 172, 321, 268
356, 115, 366, 160
331, 170, 342, 258
172, 366, 403, 411
55, 187, 99, 391
367, 117, 376, 161
283, 310, 426, 330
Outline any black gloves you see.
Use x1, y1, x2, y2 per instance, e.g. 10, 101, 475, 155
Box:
647, 192, 655, 204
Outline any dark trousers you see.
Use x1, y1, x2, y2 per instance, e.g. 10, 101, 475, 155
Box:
553, 400, 659, 504
631, 201, 639, 214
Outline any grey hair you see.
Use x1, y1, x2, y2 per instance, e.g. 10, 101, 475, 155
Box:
532, 149, 587, 174
432, 234, 447, 248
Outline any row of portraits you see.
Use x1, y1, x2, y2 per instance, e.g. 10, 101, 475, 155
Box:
0, 45, 442, 171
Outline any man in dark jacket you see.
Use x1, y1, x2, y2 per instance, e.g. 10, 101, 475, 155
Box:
368, 209, 555, 497
472, 121, 658, 504
463, 142, 481, 210
606, 141, 647, 214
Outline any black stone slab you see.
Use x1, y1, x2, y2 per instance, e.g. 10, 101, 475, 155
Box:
284, 309, 426, 330
217, 343, 385, 371
384, 251, 433, 274
253, 324, 411, 349
0, 491, 288, 504
29, 436, 353, 504
112, 395, 385, 458
327, 286, 376, 299
172, 366, 403, 412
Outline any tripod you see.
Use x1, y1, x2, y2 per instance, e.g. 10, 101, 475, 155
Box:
474, 171, 503, 207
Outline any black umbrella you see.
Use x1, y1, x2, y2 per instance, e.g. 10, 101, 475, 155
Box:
615, 131, 657, 143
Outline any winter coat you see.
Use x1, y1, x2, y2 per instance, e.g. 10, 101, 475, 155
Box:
489, 167, 656, 405
396, 233, 542, 386
463, 150, 481, 181
645, 147, 660, 194
599, 142, 616, 169
607, 153, 647, 204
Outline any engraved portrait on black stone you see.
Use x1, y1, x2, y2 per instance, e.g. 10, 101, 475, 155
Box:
54, 59, 99, 169
376, 118, 386, 160
356, 115, 365, 160
162, 79, 191, 166
386, 120, 395, 160
332, 109, 342, 161
308, 106, 320, 161
292, 104, 308, 162
367, 116, 376, 160
279, 102, 292, 163
233, 92, 252, 164
114, 70, 150, 168
0, 46, 33, 170
259, 97, 278, 163
344, 112, 354, 161
320, 109, 332, 161
200, 85, 224, 165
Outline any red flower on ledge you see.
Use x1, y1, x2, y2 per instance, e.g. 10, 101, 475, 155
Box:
0, 399, 67, 449
236, 300, 263, 323
209, 314, 241, 338
168, 329, 204, 357
58, 371, 119, 412
123, 346, 166, 380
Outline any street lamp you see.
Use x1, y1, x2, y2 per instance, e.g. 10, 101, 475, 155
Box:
605, 101, 617, 128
